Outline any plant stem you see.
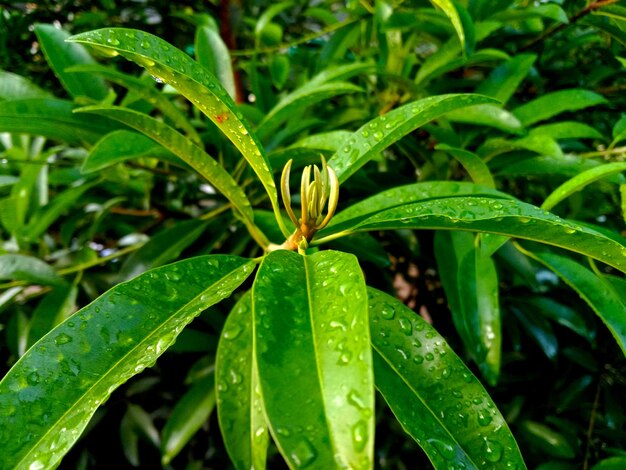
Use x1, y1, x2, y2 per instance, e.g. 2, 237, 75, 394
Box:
520, 0, 620, 51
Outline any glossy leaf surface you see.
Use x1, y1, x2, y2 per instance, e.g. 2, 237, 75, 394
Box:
328, 94, 497, 183
0, 70, 51, 101
0, 255, 255, 469
436, 144, 495, 187
67, 28, 282, 232
321, 194, 626, 274
476, 54, 537, 104
0, 254, 63, 286
76, 106, 253, 221
195, 23, 236, 99
369, 287, 526, 468
512, 89, 607, 127
216, 292, 268, 470
254, 250, 374, 469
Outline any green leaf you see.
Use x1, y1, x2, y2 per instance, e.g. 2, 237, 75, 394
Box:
0, 255, 255, 469
254, 250, 374, 468
430, 0, 468, 54
161, 375, 216, 465
445, 104, 524, 134
0, 254, 64, 286
368, 287, 526, 468
522, 248, 626, 356
0, 70, 52, 101
328, 94, 498, 183
541, 162, 626, 211
66, 63, 201, 143
66, 28, 286, 237
118, 219, 210, 280
529, 121, 603, 140
496, 155, 604, 178
27, 283, 78, 348
0, 98, 118, 145
435, 144, 496, 187
593, 456, 626, 470
195, 24, 236, 100
518, 421, 575, 459
476, 54, 537, 104
216, 292, 268, 470
34, 24, 108, 101
257, 82, 363, 140
512, 89, 607, 127
82, 130, 184, 173
75, 105, 254, 223
320, 191, 626, 274
19, 181, 98, 242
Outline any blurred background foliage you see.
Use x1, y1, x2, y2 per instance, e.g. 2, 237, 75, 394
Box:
1, 0, 626, 468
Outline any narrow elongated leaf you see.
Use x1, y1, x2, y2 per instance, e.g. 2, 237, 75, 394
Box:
541, 162, 626, 211
257, 82, 363, 139
254, 250, 374, 469
67, 29, 284, 235
0, 254, 63, 286
82, 130, 183, 173
435, 144, 495, 187
161, 375, 216, 465
529, 121, 603, 140
476, 54, 537, 104
319, 194, 626, 274
216, 292, 268, 470
328, 94, 498, 183
445, 104, 524, 134
118, 219, 210, 280
368, 287, 526, 468
0, 70, 51, 101
523, 249, 626, 355
66, 63, 201, 142
0, 99, 117, 144
34, 24, 108, 101
430, 0, 467, 53
195, 24, 236, 99
76, 106, 253, 222
512, 89, 607, 127
0, 255, 255, 470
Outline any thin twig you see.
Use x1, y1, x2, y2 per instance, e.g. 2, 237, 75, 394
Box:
583, 383, 602, 470
520, 0, 620, 52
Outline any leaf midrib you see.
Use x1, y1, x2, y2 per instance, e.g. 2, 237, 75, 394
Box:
13, 261, 249, 469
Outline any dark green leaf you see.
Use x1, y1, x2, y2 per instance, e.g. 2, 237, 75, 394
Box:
476, 54, 537, 104
0, 254, 63, 286
254, 250, 374, 468
369, 287, 526, 468
512, 89, 607, 127
0, 255, 255, 469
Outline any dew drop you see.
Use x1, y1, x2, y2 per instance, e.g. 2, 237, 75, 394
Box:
338, 351, 352, 365
483, 438, 503, 462
107, 37, 120, 46
477, 410, 493, 426
429, 439, 456, 460
352, 420, 368, 452
27, 371, 41, 385
425, 352, 435, 361
413, 354, 424, 364
276, 427, 291, 437
380, 303, 395, 319
399, 317, 412, 336
223, 325, 242, 340
55, 333, 73, 346
290, 438, 316, 467
140, 40, 150, 49
229, 369, 242, 385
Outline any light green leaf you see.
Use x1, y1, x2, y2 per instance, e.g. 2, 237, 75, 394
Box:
82, 130, 183, 173
67, 28, 287, 236
254, 250, 373, 469
529, 121, 603, 140
319, 192, 626, 274
118, 219, 210, 280
542, 162, 626, 211
522, 248, 626, 356
476, 54, 537, 104
496, 155, 604, 178
445, 104, 524, 134
66, 63, 201, 143
0, 98, 118, 145
0, 254, 64, 286
0, 70, 52, 101
512, 89, 607, 127
328, 94, 498, 183
75, 105, 254, 223
257, 82, 363, 140
161, 375, 216, 465
436, 144, 495, 188
430, 0, 467, 53
368, 287, 526, 468
216, 292, 268, 470
0, 255, 256, 469
195, 23, 236, 100
34, 24, 108, 101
